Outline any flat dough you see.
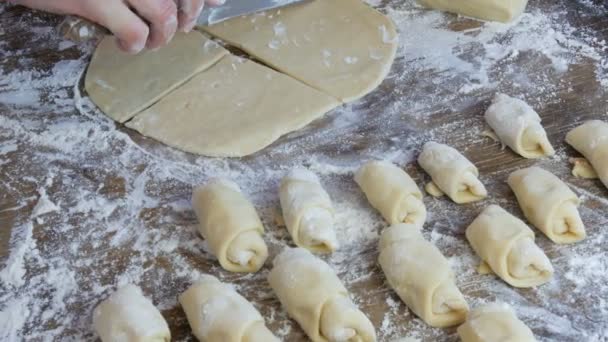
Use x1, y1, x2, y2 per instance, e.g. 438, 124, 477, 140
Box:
485, 93, 555, 159
508, 166, 586, 244
566, 120, 608, 189
127, 55, 339, 157
418, 0, 529, 23
466, 205, 553, 288
354, 161, 427, 226
457, 303, 536, 342
203, 0, 398, 102
418, 142, 487, 204
268, 248, 376, 342
85, 32, 227, 123
379, 224, 468, 328
191, 178, 268, 272
179, 275, 279, 342
279, 169, 338, 253
93, 284, 170, 342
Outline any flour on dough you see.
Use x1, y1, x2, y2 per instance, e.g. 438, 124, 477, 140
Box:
458, 303, 536, 342
127, 55, 340, 157
93, 284, 170, 342
85, 32, 227, 123
484, 93, 554, 159
203, 0, 398, 102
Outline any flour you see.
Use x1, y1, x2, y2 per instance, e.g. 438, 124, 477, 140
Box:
0, 223, 34, 288
1, 1, 608, 341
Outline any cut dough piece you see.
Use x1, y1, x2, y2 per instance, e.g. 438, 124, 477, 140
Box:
457, 303, 536, 342
268, 248, 376, 342
484, 93, 555, 159
566, 120, 608, 189
418, 142, 487, 204
127, 55, 339, 157
418, 0, 529, 23
191, 179, 268, 272
86, 32, 227, 123
466, 205, 553, 288
93, 284, 170, 342
569, 158, 598, 179
379, 223, 468, 328
279, 169, 337, 253
203, 0, 398, 102
508, 166, 586, 244
179, 275, 279, 342
355, 161, 427, 226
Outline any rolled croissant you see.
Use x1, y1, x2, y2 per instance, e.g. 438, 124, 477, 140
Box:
180, 275, 279, 342
279, 169, 338, 253
354, 161, 426, 226
379, 223, 468, 328
566, 120, 608, 189
508, 166, 586, 244
466, 205, 553, 288
485, 93, 555, 159
93, 285, 170, 342
457, 303, 536, 342
268, 248, 376, 342
192, 179, 268, 272
418, 142, 487, 204
417, 0, 528, 23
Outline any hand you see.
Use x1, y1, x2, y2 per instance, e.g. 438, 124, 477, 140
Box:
13, 0, 226, 53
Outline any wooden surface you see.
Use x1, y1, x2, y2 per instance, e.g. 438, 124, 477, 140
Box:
1, 1, 608, 341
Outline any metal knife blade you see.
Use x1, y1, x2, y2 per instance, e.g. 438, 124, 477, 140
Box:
197, 0, 308, 26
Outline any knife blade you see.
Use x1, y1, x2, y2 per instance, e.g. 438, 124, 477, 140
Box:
197, 0, 308, 26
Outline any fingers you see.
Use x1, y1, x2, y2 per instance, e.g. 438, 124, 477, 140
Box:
177, 0, 227, 32
21, 0, 225, 52
128, 0, 178, 50
177, 0, 205, 32
79, 1, 149, 54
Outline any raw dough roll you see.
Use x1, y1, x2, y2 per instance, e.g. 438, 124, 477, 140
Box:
379, 224, 468, 328
566, 120, 608, 189
93, 284, 170, 342
179, 275, 279, 342
418, 0, 528, 23
466, 205, 553, 288
508, 167, 586, 244
418, 142, 487, 204
457, 303, 536, 342
280, 169, 338, 253
268, 248, 376, 342
354, 161, 426, 226
485, 93, 555, 159
192, 179, 268, 272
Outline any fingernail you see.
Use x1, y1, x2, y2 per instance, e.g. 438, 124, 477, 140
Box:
117, 37, 144, 54
184, 20, 196, 33
166, 15, 178, 39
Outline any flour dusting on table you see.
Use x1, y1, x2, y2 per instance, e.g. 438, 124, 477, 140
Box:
1, 1, 607, 341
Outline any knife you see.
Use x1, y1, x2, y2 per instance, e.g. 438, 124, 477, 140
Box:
58, 0, 308, 43
198, 0, 308, 26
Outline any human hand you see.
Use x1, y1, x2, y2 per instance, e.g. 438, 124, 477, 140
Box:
13, 0, 226, 53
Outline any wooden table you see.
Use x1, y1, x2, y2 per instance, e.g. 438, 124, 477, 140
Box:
1, 1, 607, 341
